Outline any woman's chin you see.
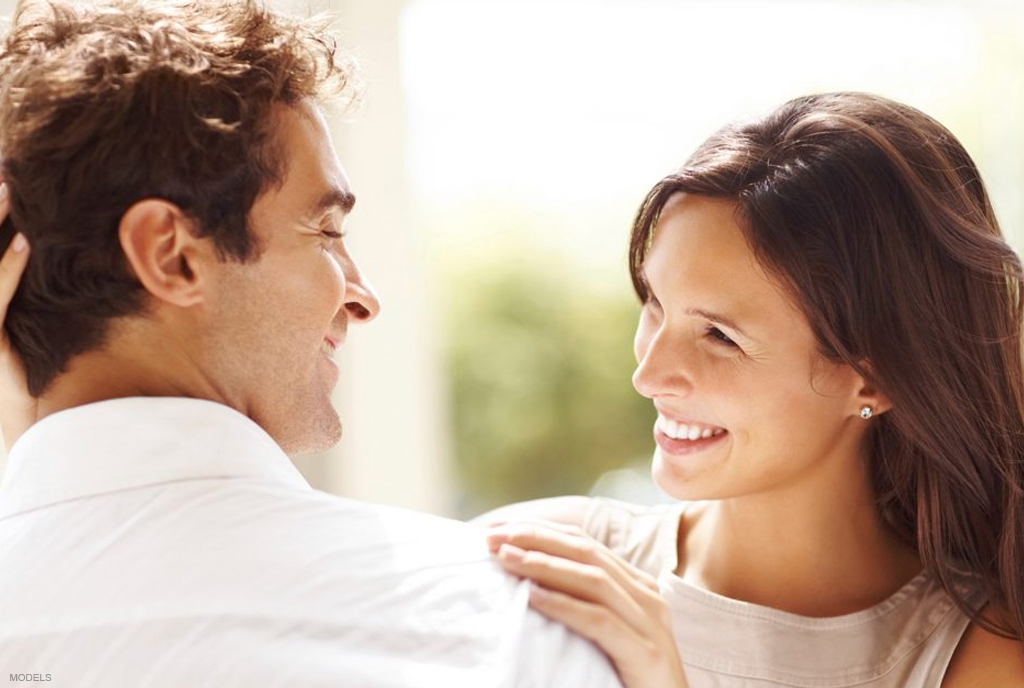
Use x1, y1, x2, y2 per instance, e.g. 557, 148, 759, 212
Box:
651, 449, 709, 502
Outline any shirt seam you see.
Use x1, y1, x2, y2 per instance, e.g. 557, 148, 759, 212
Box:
0, 474, 305, 522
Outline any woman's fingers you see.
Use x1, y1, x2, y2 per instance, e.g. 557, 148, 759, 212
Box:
0, 233, 29, 320
488, 519, 689, 687
0, 184, 30, 325
528, 583, 687, 688
488, 521, 667, 634
487, 520, 661, 593
0, 181, 37, 452
497, 541, 653, 634
528, 583, 646, 661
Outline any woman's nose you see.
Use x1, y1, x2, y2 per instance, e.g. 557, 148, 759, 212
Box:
632, 329, 693, 399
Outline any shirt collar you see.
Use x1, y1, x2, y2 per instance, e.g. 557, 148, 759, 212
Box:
0, 396, 311, 519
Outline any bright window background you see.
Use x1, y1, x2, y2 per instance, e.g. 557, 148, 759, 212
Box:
400, 0, 1024, 517
1, 1, 1022, 520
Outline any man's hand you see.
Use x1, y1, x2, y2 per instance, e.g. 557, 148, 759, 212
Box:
0, 182, 36, 451
487, 519, 690, 688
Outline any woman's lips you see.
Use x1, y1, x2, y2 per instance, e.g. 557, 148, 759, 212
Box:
655, 413, 725, 440
653, 424, 728, 456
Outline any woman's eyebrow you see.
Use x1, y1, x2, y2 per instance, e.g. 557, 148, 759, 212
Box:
642, 266, 753, 339
684, 308, 750, 340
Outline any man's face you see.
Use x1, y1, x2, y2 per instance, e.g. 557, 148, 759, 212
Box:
201, 100, 379, 455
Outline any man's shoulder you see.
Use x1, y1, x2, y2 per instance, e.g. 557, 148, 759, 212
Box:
193, 481, 502, 578
236, 483, 494, 560
196, 488, 629, 685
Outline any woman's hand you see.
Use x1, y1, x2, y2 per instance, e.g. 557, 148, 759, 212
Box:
487, 520, 689, 688
0, 182, 36, 452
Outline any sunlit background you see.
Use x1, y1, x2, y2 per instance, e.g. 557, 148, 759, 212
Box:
1, 0, 1022, 519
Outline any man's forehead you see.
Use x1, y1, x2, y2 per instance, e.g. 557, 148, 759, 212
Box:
271, 100, 355, 214
292, 98, 330, 128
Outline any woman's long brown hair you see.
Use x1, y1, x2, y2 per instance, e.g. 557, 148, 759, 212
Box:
630, 92, 1024, 638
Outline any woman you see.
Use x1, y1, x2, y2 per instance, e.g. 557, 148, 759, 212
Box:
480, 92, 1024, 686
2, 92, 1023, 686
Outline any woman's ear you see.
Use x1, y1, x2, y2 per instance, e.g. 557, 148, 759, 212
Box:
118, 199, 212, 308
852, 361, 892, 417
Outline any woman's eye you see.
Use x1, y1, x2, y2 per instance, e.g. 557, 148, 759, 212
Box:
706, 326, 739, 348
320, 230, 344, 240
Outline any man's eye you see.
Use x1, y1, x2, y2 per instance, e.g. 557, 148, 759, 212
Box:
706, 326, 739, 348
320, 230, 344, 240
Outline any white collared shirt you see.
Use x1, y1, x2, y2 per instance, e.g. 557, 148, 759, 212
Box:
0, 397, 620, 688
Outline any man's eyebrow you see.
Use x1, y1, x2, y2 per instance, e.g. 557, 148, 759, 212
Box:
307, 187, 356, 219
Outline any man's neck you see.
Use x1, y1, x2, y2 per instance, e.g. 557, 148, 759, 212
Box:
36, 323, 223, 421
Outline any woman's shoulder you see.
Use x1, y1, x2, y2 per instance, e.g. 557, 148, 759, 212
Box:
579, 495, 686, 531
942, 623, 1024, 686
471, 495, 594, 528
580, 496, 687, 576
941, 611, 1024, 687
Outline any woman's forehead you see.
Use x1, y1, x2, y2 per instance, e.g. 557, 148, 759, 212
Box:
645, 194, 812, 339
646, 195, 763, 286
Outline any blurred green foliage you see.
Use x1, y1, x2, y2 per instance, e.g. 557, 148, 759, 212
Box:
436, 234, 655, 517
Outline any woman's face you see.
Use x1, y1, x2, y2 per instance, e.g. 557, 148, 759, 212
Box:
633, 193, 866, 502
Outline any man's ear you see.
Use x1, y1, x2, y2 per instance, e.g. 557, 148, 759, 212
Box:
118, 199, 212, 308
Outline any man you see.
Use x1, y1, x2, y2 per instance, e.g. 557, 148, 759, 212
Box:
0, 1, 621, 686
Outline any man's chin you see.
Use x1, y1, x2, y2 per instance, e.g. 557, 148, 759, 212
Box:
276, 406, 342, 457
290, 428, 342, 457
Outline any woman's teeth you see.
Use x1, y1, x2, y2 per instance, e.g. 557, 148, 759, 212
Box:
656, 414, 725, 441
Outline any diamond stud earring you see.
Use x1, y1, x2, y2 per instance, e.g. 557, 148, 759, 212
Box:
859, 406, 874, 420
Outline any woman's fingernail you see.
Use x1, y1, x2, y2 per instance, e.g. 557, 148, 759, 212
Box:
498, 543, 526, 563
529, 583, 550, 602
12, 232, 27, 253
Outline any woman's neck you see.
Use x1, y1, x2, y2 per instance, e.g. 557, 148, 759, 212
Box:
677, 467, 922, 617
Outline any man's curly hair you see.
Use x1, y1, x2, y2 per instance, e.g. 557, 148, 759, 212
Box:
0, 0, 359, 396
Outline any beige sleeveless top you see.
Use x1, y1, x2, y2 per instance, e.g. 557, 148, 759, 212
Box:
582, 497, 985, 688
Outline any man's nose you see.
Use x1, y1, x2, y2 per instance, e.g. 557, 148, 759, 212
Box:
343, 260, 380, 323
